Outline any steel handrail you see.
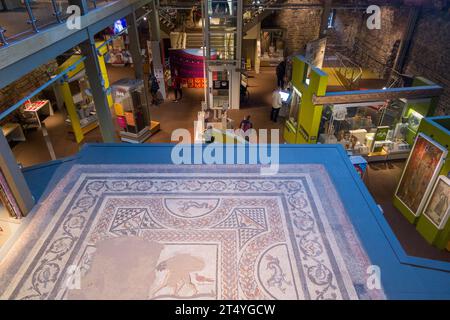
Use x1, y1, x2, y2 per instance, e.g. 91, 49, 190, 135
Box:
0, 0, 116, 47
335, 51, 363, 85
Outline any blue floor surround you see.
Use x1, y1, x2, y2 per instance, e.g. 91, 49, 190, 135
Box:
21, 143, 450, 299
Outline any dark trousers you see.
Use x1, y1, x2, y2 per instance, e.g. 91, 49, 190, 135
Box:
174, 87, 183, 100
271, 107, 280, 122
277, 77, 284, 89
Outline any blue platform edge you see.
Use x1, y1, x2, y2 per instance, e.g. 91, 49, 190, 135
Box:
22, 143, 450, 299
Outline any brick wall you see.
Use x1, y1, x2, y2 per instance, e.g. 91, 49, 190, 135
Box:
272, 0, 323, 56
326, 9, 363, 50
0, 61, 58, 125
356, 7, 409, 77
403, 8, 450, 115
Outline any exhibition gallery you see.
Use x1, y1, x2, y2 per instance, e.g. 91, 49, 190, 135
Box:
0, 0, 449, 301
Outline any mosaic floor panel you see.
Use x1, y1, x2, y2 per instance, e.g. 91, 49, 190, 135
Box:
0, 165, 384, 300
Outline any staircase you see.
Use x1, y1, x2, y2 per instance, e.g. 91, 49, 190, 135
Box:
243, 0, 284, 34
333, 52, 363, 90
185, 32, 203, 48
159, 8, 177, 35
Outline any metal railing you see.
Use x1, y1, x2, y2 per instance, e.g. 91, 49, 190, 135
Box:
335, 51, 363, 89
0, 0, 115, 47
328, 42, 408, 89
243, 0, 279, 26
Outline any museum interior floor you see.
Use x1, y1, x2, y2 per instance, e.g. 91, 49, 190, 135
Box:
5, 65, 450, 262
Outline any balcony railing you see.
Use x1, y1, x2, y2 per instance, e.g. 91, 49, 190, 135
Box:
0, 0, 115, 47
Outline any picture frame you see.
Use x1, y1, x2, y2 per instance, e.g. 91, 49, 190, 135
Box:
423, 176, 450, 229
395, 133, 447, 217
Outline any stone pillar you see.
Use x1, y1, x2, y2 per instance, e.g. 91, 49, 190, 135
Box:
320, 0, 332, 37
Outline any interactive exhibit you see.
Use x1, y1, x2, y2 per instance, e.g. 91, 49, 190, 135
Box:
56, 43, 159, 144
393, 116, 450, 251
283, 56, 440, 163
260, 28, 285, 67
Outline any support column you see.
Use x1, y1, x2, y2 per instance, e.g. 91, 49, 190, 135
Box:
126, 11, 144, 80
319, 0, 332, 37
0, 131, 34, 216
393, 7, 420, 74
255, 22, 261, 75
148, 0, 166, 99
80, 36, 118, 142
230, 0, 243, 109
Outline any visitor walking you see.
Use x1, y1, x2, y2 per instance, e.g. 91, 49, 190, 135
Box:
149, 74, 160, 105
172, 69, 183, 102
204, 125, 215, 144
271, 88, 282, 122
239, 115, 253, 141
276, 60, 286, 89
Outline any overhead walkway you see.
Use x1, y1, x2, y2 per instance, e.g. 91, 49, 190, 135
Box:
0, 0, 153, 88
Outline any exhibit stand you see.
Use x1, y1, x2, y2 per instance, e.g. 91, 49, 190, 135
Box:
56, 42, 112, 144
111, 78, 160, 143
283, 55, 328, 144
393, 116, 450, 250
283, 56, 440, 163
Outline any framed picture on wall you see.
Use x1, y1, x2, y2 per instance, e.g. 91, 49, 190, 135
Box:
395, 133, 447, 217
423, 176, 450, 229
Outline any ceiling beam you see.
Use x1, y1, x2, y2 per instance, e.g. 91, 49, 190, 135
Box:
312, 85, 443, 105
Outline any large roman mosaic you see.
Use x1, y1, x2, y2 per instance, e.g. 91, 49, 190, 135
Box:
0, 165, 384, 300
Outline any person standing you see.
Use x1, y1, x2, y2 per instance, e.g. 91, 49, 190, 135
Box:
239, 115, 253, 141
271, 89, 282, 122
276, 60, 286, 89
149, 74, 160, 105
204, 125, 215, 144
172, 69, 183, 102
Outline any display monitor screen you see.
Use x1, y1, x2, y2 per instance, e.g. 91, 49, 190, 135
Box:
114, 19, 127, 34
279, 91, 289, 102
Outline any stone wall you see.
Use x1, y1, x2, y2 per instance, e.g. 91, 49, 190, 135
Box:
403, 8, 450, 115
0, 61, 58, 125
326, 9, 363, 50
271, 0, 323, 56
328, 6, 409, 78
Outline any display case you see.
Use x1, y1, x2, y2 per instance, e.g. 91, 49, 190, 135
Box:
111, 79, 151, 143
65, 73, 98, 134
318, 99, 412, 160
260, 29, 285, 67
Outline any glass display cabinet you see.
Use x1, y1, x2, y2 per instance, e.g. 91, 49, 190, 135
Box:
111, 78, 151, 143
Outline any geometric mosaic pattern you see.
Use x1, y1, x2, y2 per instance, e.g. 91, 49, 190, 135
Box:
0, 165, 385, 300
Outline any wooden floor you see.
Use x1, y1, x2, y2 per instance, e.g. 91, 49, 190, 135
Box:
365, 161, 450, 262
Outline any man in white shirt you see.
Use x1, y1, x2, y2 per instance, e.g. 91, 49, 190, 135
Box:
271, 89, 282, 122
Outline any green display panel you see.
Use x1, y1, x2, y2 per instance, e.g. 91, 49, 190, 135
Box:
283, 55, 328, 144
